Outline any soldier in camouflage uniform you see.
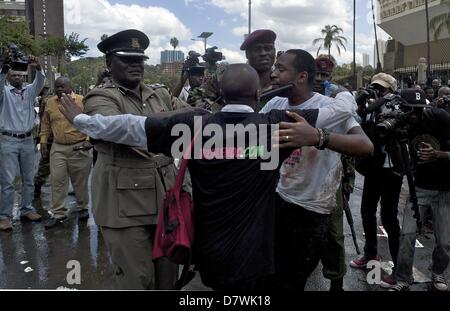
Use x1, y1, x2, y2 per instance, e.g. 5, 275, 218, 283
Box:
240, 29, 277, 112
83, 30, 190, 290
314, 55, 357, 291
34, 85, 53, 197
187, 47, 226, 113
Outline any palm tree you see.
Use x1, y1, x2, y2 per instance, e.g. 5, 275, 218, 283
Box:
170, 37, 179, 50
313, 25, 347, 60
430, 0, 450, 41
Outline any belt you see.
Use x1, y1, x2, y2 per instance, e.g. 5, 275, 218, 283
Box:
1, 131, 32, 139
97, 153, 174, 169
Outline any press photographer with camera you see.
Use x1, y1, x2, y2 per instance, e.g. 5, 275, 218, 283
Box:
386, 89, 450, 291
434, 86, 450, 113
0, 48, 45, 231
172, 51, 202, 98
351, 73, 403, 288
172, 51, 207, 106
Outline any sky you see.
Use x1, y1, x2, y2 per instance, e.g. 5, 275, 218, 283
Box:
63, 0, 391, 66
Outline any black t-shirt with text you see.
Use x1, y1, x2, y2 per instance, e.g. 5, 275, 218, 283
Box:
144, 109, 319, 288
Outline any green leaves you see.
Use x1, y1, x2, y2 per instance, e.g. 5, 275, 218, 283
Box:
313, 24, 347, 57
170, 37, 179, 50
0, 16, 38, 55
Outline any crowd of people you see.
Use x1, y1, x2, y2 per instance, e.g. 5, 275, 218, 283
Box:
0, 28, 449, 292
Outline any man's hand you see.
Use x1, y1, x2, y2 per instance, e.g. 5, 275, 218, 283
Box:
59, 93, 83, 123
273, 111, 320, 148
28, 56, 41, 71
418, 142, 447, 161
41, 143, 49, 160
81, 141, 93, 151
435, 98, 445, 109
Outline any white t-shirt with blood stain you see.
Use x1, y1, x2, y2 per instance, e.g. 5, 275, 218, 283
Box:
260, 92, 360, 215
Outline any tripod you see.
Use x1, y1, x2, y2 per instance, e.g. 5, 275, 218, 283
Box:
397, 136, 422, 235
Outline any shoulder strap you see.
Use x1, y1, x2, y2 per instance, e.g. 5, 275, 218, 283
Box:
173, 127, 202, 192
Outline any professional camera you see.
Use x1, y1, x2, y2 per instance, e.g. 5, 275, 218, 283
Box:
375, 95, 409, 136
183, 51, 205, 76
202, 46, 225, 64
2, 44, 30, 71
442, 95, 450, 108
355, 85, 379, 107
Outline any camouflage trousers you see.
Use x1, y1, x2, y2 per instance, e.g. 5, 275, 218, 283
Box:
34, 144, 51, 189
321, 188, 347, 280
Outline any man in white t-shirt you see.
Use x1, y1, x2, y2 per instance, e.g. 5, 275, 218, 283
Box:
260, 50, 371, 291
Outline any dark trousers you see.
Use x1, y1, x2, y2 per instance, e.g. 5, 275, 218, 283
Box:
361, 168, 402, 266
274, 195, 330, 291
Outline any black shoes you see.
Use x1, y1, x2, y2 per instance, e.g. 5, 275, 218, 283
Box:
44, 217, 67, 229
78, 210, 90, 221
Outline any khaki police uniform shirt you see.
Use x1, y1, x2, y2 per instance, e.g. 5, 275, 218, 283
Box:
83, 79, 190, 228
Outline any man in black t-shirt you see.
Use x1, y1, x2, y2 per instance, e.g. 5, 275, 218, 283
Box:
390, 89, 450, 292
58, 64, 373, 290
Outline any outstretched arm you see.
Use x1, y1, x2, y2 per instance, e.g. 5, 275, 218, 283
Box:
59, 93, 148, 147
276, 111, 374, 158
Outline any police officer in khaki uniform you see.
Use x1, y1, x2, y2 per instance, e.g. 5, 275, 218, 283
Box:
83, 29, 189, 290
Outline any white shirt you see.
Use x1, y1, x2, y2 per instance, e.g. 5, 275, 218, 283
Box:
260, 92, 360, 215
73, 105, 250, 148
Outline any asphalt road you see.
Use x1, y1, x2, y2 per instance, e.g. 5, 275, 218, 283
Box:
0, 170, 447, 291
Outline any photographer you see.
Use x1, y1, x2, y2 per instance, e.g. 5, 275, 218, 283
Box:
351, 73, 403, 288
434, 87, 450, 113
172, 51, 204, 101
192, 46, 225, 112
388, 89, 450, 291
0, 52, 45, 231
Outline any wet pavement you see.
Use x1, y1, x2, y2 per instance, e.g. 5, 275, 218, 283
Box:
0, 167, 448, 290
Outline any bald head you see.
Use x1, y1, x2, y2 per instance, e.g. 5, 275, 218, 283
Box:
438, 87, 450, 98
220, 64, 261, 108
55, 76, 72, 98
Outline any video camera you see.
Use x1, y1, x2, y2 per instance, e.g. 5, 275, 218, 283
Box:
202, 46, 225, 64
441, 95, 450, 109
355, 85, 381, 107
0, 44, 30, 72
375, 94, 410, 137
184, 51, 205, 76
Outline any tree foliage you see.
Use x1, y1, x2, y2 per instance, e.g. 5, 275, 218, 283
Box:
38, 32, 88, 71
0, 16, 38, 55
313, 25, 347, 59
170, 37, 179, 50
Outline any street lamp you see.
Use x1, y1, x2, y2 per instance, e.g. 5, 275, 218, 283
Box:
248, 0, 252, 35
197, 32, 213, 53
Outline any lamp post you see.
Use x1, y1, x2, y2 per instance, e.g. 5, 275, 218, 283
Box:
353, 0, 356, 89
248, 0, 252, 35
196, 32, 213, 53
425, 0, 431, 85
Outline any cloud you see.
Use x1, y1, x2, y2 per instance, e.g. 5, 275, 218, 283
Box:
64, 0, 191, 64
209, 0, 357, 64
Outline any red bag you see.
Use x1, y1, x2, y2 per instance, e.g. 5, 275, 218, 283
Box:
153, 158, 193, 265
153, 131, 199, 265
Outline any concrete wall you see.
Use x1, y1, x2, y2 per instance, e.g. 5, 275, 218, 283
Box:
403, 38, 450, 66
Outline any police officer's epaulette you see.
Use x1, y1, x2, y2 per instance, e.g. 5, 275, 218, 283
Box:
148, 83, 169, 91
97, 81, 116, 89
